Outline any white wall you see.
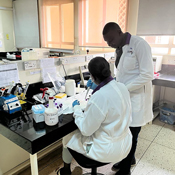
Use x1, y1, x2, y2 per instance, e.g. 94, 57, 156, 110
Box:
0, 2, 28, 174
18, 60, 88, 85
0, 0, 16, 52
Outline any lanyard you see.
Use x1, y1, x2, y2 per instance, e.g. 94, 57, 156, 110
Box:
92, 76, 114, 95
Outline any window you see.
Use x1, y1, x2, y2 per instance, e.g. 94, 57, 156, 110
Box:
40, 0, 74, 50
141, 36, 175, 55
79, 0, 128, 51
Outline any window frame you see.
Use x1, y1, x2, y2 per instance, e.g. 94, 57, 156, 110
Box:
39, 0, 74, 51
141, 36, 175, 55
79, 0, 128, 48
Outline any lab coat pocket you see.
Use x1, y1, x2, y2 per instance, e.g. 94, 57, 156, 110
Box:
130, 93, 143, 112
124, 56, 137, 70
82, 136, 93, 155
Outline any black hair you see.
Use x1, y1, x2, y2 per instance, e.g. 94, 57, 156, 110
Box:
88, 57, 111, 82
102, 22, 121, 35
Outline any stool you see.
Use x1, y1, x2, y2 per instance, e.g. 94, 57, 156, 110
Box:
68, 148, 109, 175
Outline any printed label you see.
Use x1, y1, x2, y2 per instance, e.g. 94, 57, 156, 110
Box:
5, 97, 18, 104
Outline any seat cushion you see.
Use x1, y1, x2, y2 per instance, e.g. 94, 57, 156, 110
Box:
68, 148, 109, 168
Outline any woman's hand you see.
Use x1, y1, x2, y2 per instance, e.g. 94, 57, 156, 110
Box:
87, 79, 97, 90
87, 79, 93, 88
72, 100, 80, 107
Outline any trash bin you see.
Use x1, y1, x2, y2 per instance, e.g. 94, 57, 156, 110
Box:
159, 103, 175, 125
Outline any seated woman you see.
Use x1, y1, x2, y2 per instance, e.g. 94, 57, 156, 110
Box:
57, 57, 132, 175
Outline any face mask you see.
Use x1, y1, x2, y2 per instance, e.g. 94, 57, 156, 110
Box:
90, 75, 95, 83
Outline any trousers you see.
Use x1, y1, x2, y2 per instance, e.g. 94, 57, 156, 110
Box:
119, 126, 141, 173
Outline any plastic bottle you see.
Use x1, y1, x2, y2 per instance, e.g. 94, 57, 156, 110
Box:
41, 88, 58, 126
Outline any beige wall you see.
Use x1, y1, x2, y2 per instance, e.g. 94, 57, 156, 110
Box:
0, 0, 16, 52
0, 2, 27, 174
127, 0, 139, 35
0, 135, 29, 175
0, 0, 12, 7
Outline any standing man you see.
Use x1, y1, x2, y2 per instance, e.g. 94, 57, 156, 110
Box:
103, 22, 154, 175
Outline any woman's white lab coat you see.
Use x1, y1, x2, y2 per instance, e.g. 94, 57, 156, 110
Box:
115, 35, 154, 127
64, 80, 132, 163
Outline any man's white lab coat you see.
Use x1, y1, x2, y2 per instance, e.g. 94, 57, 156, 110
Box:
115, 35, 154, 127
64, 80, 132, 163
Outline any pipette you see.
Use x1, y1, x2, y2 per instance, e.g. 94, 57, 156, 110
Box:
85, 86, 90, 100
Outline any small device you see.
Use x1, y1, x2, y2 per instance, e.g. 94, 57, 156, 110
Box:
85, 87, 90, 100
32, 104, 45, 131
40, 88, 59, 126
0, 94, 22, 114
153, 56, 163, 73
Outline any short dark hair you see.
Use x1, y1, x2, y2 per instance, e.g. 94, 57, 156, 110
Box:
102, 22, 121, 35
88, 57, 111, 82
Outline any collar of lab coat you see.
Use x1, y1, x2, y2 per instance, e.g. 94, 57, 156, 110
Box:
126, 32, 131, 45
92, 76, 114, 95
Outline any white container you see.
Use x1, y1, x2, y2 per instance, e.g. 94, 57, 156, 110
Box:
21, 48, 37, 61
32, 104, 45, 123
21, 48, 50, 61
45, 96, 58, 126
32, 48, 50, 59
65, 79, 76, 96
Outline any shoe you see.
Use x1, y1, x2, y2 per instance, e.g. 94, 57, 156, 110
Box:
112, 158, 136, 171
115, 170, 131, 175
56, 167, 71, 175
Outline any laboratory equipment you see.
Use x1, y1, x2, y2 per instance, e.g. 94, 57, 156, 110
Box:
32, 104, 46, 131
85, 87, 90, 100
77, 82, 80, 93
0, 94, 22, 114
21, 48, 50, 61
20, 81, 30, 100
7, 81, 15, 95
159, 102, 175, 125
41, 88, 58, 126
11, 82, 30, 103
65, 79, 76, 96
153, 56, 163, 73
0, 87, 6, 96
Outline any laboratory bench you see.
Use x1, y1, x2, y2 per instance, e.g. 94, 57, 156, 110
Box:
152, 64, 175, 88
152, 65, 175, 120
152, 73, 175, 88
0, 109, 77, 155
0, 81, 78, 175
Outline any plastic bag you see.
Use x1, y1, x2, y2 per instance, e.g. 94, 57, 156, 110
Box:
47, 72, 65, 93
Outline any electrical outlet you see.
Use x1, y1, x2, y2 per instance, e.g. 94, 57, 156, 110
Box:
24, 61, 37, 70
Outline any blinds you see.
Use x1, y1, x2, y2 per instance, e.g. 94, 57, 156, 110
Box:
40, 0, 74, 49
79, 0, 128, 47
137, 0, 175, 35
13, 0, 40, 48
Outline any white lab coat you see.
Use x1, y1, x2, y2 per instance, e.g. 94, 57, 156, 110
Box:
115, 35, 154, 127
64, 80, 132, 163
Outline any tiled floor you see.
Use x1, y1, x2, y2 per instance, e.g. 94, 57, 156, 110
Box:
18, 117, 175, 175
